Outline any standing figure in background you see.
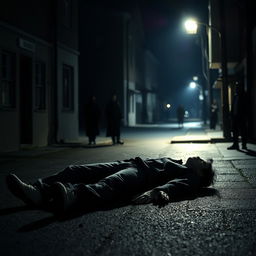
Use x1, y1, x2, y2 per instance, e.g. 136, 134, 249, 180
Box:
210, 99, 219, 130
85, 96, 101, 145
227, 81, 248, 150
106, 94, 124, 145
177, 105, 185, 128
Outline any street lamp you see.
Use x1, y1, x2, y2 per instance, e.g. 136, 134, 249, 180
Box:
189, 81, 197, 89
184, 19, 198, 34
184, 18, 230, 138
193, 76, 198, 81
189, 81, 204, 101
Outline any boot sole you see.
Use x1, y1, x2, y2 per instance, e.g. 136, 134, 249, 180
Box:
6, 174, 35, 206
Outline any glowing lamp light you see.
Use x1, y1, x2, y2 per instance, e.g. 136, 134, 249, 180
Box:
184, 19, 198, 34
189, 81, 197, 89
166, 104, 171, 109
199, 94, 204, 101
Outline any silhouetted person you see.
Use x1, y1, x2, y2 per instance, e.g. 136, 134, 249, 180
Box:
228, 81, 248, 150
6, 156, 215, 215
85, 96, 101, 145
106, 94, 123, 144
177, 105, 185, 128
210, 99, 218, 130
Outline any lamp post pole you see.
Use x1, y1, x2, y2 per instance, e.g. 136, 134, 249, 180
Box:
219, 1, 231, 138
184, 18, 231, 138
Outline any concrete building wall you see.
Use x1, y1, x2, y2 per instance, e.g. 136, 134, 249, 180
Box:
143, 50, 159, 123
57, 0, 79, 50
79, 3, 147, 128
0, 25, 19, 151
57, 46, 79, 142
0, 23, 52, 152
0, 0, 79, 151
0, 0, 53, 41
209, 0, 256, 141
209, 0, 243, 69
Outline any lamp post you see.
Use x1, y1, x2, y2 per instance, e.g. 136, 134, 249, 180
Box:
184, 18, 230, 138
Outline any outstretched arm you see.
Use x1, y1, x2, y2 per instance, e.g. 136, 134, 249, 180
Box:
153, 177, 199, 200
132, 177, 199, 206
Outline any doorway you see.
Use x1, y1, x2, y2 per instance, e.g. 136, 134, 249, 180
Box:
20, 55, 33, 144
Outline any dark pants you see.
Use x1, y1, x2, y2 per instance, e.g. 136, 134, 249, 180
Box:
232, 116, 247, 146
88, 135, 96, 143
34, 161, 147, 208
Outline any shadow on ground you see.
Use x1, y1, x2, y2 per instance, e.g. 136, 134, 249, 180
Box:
0, 187, 219, 232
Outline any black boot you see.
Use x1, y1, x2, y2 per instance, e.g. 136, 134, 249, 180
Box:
227, 143, 239, 150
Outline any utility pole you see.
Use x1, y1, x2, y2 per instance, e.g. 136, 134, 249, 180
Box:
219, 0, 231, 138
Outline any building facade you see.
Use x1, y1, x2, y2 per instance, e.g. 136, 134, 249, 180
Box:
79, 2, 159, 131
0, 0, 79, 152
208, 0, 256, 140
143, 50, 159, 123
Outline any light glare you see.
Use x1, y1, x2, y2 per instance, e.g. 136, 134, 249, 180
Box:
184, 19, 198, 34
189, 82, 197, 89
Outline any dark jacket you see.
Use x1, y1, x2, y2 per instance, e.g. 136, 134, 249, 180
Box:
106, 100, 122, 137
81, 157, 202, 203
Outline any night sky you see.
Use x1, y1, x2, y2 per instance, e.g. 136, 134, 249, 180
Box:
138, 0, 209, 114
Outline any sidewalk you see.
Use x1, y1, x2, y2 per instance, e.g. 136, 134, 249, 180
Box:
170, 124, 256, 161
170, 125, 227, 143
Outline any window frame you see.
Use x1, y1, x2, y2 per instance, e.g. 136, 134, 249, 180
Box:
0, 50, 16, 109
62, 63, 74, 111
35, 60, 46, 111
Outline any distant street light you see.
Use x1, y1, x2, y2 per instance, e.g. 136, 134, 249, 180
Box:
188, 81, 204, 101
189, 81, 197, 89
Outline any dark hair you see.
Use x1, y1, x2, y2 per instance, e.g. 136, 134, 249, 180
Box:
200, 159, 216, 187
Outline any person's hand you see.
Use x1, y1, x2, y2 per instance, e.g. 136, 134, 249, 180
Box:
132, 191, 152, 205
151, 190, 169, 207
132, 190, 169, 207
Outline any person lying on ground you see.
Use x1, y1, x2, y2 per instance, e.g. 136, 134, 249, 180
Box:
6, 156, 216, 215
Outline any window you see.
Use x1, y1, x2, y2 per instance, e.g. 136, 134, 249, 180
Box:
35, 61, 46, 110
0, 51, 16, 108
62, 64, 74, 111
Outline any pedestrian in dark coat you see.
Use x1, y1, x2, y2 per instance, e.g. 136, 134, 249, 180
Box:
210, 99, 218, 130
227, 82, 248, 150
106, 94, 123, 144
6, 156, 215, 215
177, 105, 185, 128
85, 96, 101, 145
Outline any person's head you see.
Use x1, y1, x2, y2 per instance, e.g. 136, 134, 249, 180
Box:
89, 95, 96, 102
185, 157, 216, 187
112, 94, 117, 101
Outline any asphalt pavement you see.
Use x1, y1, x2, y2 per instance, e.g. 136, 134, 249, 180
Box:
0, 123, 256, 256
